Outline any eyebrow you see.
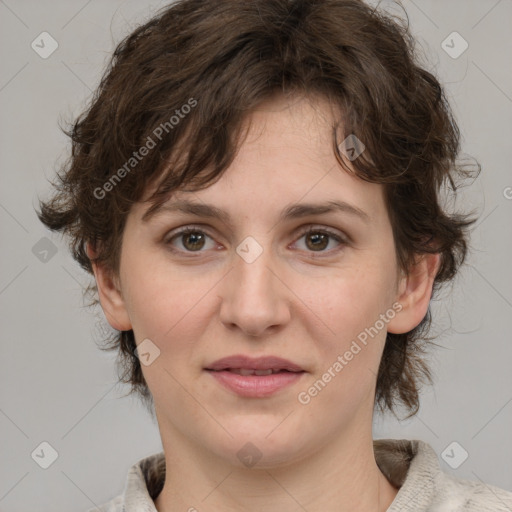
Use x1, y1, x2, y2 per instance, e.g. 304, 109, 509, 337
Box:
142, 198, 370, 226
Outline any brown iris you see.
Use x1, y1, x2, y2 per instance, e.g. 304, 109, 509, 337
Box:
181, 231, 206, 251
305, 232, 329, 251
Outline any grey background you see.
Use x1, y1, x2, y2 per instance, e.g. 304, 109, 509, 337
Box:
0, 0, 511, 510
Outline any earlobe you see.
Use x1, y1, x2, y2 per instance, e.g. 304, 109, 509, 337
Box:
86, 242, 132, 331
387, 252, 441, 334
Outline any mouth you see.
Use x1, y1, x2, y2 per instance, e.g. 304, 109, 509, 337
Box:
204, 355, 306, 397
208, 368, 303, 376
205, 354, 305, 373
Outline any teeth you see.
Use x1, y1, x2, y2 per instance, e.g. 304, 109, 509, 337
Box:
227, 368, 280, 375
254, 369, 273, 376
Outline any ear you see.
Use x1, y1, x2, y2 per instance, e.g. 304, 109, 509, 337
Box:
387, 252, 441, 334
86, 242, 132, 331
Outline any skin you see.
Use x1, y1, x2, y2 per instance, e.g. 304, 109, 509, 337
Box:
89, 93, 440, 512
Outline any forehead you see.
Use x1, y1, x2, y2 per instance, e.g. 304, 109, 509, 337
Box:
134, 93, 385, 224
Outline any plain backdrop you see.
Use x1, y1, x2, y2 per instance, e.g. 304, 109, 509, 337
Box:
1, 0, 511, 510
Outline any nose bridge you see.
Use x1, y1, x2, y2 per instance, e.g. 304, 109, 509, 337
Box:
218, 235, 290, 336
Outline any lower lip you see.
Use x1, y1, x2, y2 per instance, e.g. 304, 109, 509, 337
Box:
206, 370, 305, 398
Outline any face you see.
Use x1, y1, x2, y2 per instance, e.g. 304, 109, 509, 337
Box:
94, 93, 430, 469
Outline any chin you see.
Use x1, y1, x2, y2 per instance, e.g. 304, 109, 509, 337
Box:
207, 419, 313, 469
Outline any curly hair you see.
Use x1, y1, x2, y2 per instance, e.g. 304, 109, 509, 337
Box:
36, 0, 479, 419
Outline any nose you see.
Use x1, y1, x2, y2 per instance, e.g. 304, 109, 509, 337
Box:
218, 244, 291, 337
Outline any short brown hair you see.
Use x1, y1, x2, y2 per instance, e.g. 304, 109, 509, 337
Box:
36, 0, 478, 418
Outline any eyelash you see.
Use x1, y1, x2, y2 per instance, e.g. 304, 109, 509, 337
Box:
164, 225, 348, 257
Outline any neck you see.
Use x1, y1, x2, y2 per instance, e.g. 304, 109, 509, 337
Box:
154, 419, 398, 512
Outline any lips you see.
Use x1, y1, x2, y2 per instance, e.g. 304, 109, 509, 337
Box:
205, 355, 306, 397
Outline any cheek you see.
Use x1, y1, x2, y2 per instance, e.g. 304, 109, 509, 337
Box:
312, 261, 397, 401
294, 269, 393, 421
120, 249, 216, 342
302, 261, 396, 349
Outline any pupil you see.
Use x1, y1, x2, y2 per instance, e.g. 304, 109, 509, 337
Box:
307, 233, 328, 251
184, 232, 204, 251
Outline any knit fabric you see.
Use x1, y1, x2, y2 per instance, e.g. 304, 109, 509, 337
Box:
87, 439, 512, 511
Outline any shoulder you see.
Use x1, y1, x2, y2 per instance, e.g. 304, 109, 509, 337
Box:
375, 439, 512, 512
430, 472, 512, 511
84, 451, 166, 512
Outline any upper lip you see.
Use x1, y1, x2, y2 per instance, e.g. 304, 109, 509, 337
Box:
205, 355, 305, 372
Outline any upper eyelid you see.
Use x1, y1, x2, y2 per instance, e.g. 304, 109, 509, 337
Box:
165, 223, 346, 237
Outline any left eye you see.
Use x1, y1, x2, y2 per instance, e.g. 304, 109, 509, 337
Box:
165, 226, 345, 254
293, 227, 345, 253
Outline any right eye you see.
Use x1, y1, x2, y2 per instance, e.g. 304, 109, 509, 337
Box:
164, 226, 219, 254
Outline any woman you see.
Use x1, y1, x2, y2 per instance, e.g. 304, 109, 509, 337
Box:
37, 0, 512, 510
